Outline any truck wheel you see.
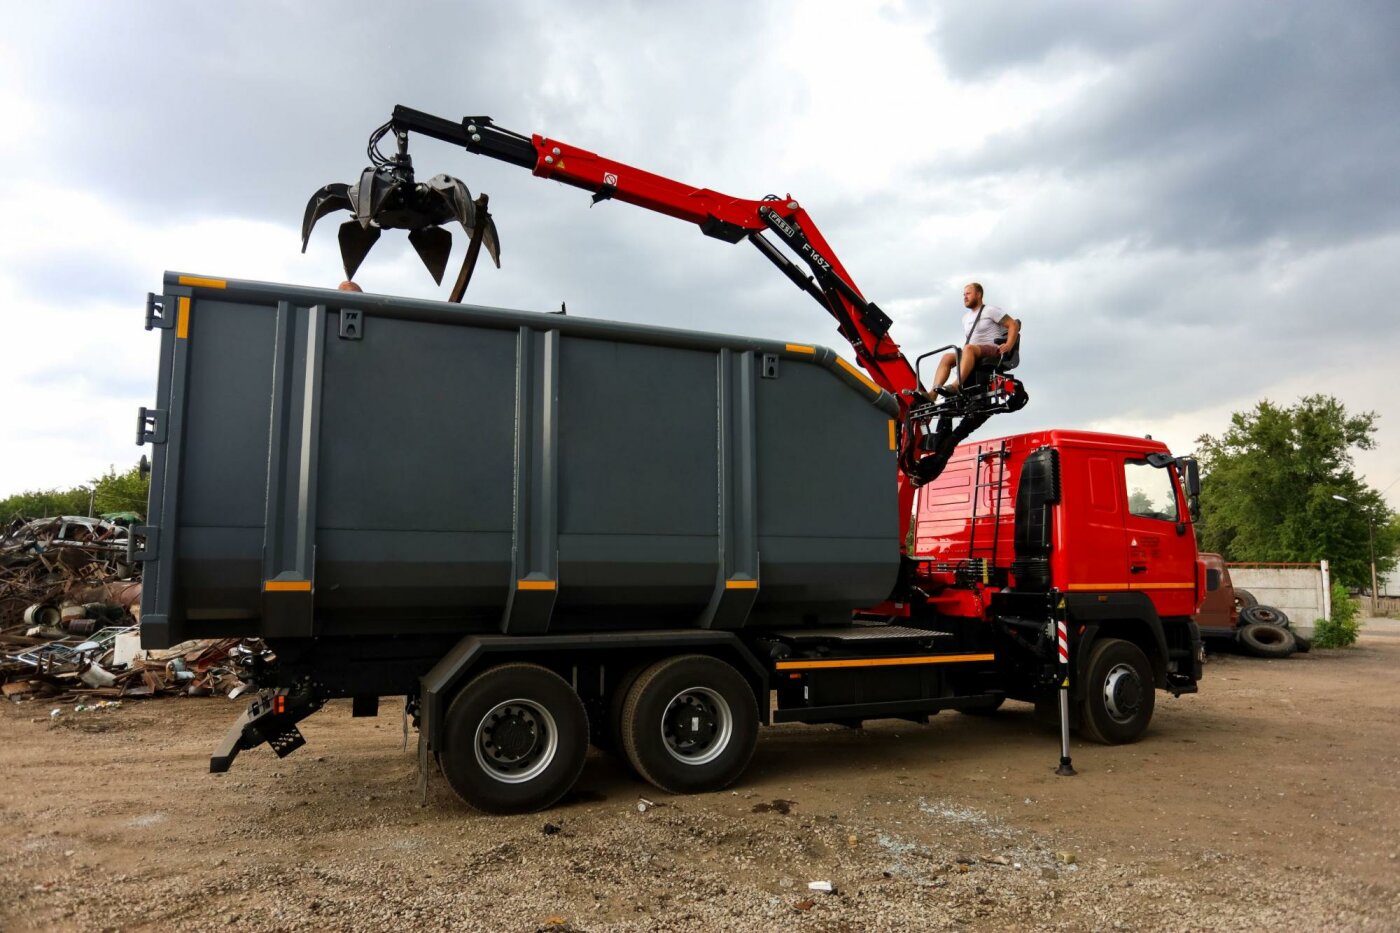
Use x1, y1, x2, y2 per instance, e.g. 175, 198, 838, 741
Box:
1234, 588, 1258, 611
1240, 605, 1290, 628
1293, 633, 1312, 653
619, 654, 758, 795
1080, 639, 1155, 745
438, 663, 589, 814
1238, 622, 1296, 659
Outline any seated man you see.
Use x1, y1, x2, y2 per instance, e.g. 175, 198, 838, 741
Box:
931, 282, 1019, 395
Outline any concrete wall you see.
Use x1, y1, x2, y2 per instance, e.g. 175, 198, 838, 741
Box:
1228, 564, 1329, 626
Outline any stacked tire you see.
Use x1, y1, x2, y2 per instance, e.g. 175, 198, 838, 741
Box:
1236, 602, 1311, 656
1237, 621, 1296, 658
1240, 605, 1288, 627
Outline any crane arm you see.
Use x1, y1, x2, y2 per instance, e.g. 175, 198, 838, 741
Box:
387, 106, 923, 405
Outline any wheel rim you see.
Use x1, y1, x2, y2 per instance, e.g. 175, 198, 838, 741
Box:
474, 699, 559, 784
660, 687, 733, 766
1102, 663, 1143, 724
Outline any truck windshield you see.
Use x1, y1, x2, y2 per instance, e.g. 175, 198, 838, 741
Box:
1124, 460, 1180, 522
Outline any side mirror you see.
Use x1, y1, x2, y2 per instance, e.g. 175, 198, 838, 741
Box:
1177, 457, 1202, 521
1205, 568, 1221, 592
1180, 457, 1201, 498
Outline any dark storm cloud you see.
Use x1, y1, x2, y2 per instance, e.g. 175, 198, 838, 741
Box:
931, 2, 1176, 79
3, 1, 798, 343
11, 3, 546, 222
929, 1, 1400, 260
11, 2, 778, 226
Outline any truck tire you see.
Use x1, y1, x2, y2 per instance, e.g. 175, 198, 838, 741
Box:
1079, 638, 1155, 745
1234, 588, 1258, 611
1293, 633, 1312, 654
1238, 622, 1296, 659
619, 654, 759, 796
438, 663, 589, 814
1240, 605, 1290, 628
591, 662, 647, 754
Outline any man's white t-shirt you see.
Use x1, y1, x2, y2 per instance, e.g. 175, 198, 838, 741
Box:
963, 304, 1009, 346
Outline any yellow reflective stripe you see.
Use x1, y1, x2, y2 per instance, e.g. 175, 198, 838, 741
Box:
517, 579, 557, 591
888, 420, 897, 450
835, 356, 881, 394
264, 579, 312, 592
775, 653, 995, 671
725, 579, 758, 590
177, 275, 227, 289
785, 343, 816, 355
176, 296, 190, 339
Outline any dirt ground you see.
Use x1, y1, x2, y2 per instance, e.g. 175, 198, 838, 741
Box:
3, 622, 1399, 932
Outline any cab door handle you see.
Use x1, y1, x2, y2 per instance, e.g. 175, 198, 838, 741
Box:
1130, 564, 1148, 574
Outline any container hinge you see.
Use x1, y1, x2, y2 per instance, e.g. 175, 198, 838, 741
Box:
136, 406, 167, 445
339, 309, 363, 340
144, 293, 172, 330
128, 525, 159, 563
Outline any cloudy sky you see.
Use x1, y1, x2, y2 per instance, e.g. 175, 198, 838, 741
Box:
1, 1, 1396, 505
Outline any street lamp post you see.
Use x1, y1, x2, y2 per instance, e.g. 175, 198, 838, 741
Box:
1332, 494, 1379, 617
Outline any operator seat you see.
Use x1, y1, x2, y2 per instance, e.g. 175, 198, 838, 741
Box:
966, 318, 1021, 389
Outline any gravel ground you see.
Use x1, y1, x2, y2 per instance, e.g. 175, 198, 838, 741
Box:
2, 620, 1398, 931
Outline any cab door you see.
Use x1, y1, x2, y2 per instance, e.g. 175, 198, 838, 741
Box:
1121, 459, 1197, 617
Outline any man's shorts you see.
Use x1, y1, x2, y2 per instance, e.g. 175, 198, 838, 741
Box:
969, 343, 1002, 357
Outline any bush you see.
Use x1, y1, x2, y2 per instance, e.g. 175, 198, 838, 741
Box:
1313, 581, 1362, 648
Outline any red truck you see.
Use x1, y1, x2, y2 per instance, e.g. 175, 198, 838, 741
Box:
162, 106, 1204, 812
1194, 553, 1304, 656
896, 429, 1205, 744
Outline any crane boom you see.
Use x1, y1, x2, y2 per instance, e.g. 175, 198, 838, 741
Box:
386, 106, 922, 405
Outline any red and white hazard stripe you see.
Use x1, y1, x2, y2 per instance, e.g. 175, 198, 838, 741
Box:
1056, 619, 1069, 666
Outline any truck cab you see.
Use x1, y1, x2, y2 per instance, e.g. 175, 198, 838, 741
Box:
906, 430, 1204, 742
1192, 553, 1239, 639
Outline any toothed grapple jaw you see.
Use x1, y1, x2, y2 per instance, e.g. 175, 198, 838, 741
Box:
301, 140, 500, 284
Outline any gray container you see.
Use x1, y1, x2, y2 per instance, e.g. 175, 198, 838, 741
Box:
138, 274, 900, 648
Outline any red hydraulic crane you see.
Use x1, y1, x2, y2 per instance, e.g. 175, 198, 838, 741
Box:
302, 105, 1028, 546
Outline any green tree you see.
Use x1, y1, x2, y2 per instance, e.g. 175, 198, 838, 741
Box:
1128, 489, 1156, 516
0, 487, 91, 520
0, 463, 149, 523
91, 464, 150, 516
1195, 395, 1397, 589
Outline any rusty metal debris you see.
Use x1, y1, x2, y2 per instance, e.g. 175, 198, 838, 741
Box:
1, 515, 134, 628
1, 513, 254, 704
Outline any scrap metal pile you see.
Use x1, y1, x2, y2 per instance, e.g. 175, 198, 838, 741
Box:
1, 515, 252, 704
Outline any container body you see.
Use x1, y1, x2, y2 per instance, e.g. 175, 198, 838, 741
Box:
139, 274, 901, 648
